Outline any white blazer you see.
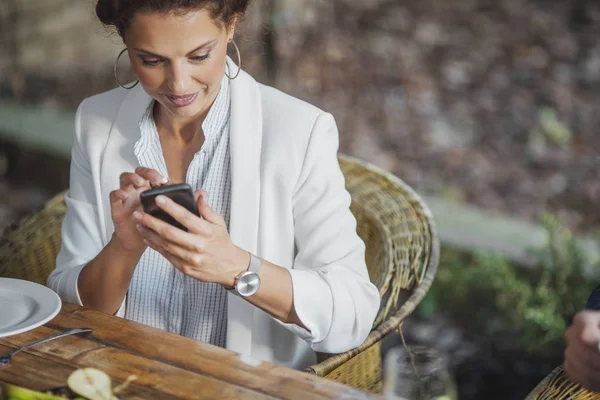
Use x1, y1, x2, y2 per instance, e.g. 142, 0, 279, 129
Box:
48, 58, 380, 370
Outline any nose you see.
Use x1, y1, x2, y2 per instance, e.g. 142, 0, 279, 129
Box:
167, 60, 191, 94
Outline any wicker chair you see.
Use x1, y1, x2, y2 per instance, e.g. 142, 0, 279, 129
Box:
0, 191, 66, 285
305, 155, 439, 392
526, 366, 600, 400
0, 154, 439, 394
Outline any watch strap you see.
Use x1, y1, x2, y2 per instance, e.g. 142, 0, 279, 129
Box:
228, 252, 261, 296
247, 252, 261, 274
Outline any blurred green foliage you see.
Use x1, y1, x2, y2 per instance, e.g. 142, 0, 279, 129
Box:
420, 214, 598, 354
540, 107, 572, 146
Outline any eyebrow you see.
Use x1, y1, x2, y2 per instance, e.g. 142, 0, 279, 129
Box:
133, 39, 218, 58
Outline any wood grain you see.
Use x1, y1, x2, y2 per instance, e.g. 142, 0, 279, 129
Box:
0, 343, 158, 400
0, 304, 376, 400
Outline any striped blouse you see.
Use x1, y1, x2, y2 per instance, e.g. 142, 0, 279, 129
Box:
125, 77, 232, 347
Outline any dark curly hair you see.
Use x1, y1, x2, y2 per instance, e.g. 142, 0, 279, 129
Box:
96, 0, 251, 38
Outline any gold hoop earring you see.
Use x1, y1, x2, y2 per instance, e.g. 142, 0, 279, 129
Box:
225, 39, 241, 80
114, 48, 139, 90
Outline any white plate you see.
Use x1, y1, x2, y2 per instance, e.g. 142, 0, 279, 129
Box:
0, 278, 62, 338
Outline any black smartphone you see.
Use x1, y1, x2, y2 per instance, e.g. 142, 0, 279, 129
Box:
140, 183, 199, 231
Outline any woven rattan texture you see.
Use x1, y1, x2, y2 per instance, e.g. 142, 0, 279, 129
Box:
306, 155, 439, 393
526, 366, 600, 400
0, 194, 65, 284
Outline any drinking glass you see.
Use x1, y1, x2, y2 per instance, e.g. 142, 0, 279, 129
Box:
382, 346, 458, 400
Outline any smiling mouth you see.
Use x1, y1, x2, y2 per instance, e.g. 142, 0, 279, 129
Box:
165, 93, 198, 107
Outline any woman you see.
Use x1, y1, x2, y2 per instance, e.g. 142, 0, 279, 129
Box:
47, 0, 380, 370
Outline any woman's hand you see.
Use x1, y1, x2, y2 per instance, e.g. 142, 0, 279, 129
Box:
134, 190, 249, 286
564, 311, 600, 392
110, 167, 166, 253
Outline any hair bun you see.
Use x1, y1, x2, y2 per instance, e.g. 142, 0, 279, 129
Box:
95, 0, 121, 27
95, 0, 253, 38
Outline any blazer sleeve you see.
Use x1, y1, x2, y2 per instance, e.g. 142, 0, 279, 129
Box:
46, 98, 104, 307
280, 112, 380, 354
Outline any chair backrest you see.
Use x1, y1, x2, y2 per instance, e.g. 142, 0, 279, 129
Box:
0, 193, 66, 285
0, 155, 439, 327
338, 154, 439, 326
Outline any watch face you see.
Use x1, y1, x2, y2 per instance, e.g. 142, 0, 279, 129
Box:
236, 272, 261, 297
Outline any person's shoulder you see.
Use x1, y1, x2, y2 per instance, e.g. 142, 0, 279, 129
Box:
256, 83, 339, 170
73, 86, 134, 149
258, 84, 326, 126
78, 86, 130, 121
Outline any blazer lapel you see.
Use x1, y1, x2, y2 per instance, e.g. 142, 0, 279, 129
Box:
99, 86, 152, 242
225, 57, 263, 356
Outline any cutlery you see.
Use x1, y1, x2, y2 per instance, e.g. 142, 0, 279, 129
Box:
0, 328, 92, 366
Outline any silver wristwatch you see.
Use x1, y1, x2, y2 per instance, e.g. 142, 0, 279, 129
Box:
229, 253, 261, 297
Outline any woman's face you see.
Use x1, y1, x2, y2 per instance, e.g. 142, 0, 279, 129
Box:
124, 9, 234, 120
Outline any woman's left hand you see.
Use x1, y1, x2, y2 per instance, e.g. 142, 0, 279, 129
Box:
133, 190, 249, 287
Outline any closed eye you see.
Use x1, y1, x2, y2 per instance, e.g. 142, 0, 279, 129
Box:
190, 53, 210, 63
141, 58, 162, 67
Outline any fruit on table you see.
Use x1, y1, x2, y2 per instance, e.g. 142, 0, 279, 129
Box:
0, 368, 134, 400
0, 383, 82, 399
66, 368, 117, 400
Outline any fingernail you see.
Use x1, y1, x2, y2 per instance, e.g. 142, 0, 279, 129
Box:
118, 191, 129, 200
135, 177, 144, 185
136, 224, 144, 232
156, 195, 167, 205
133, 211, 143, 221
161, 176, 169, 184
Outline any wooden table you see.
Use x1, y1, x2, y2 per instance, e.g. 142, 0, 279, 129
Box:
0, 303, 376, 399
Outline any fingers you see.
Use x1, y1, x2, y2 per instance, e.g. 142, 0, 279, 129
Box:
582, 324, 600, 348
119, 168, 165, 191
564, 311, 600, 392
144, 239, 189, 272
139, 225, 205, 266
109, 189, 127, 216
573, 311, 600, 346
110, 189, 129, 204
566, 333, 600, 371
135, 210, 202, 252
152, 194, 213, 235
111, 187, 142, 212
140, 226, 202, 279
565, 323, 579, 344
135, 167, 167, 186
195, 190, 226, 227
120, 172, 147, 190
111, 186, 143, 215
115, 168, 165, 217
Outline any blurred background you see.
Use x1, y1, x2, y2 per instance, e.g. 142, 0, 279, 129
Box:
1, 0, 600, 398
